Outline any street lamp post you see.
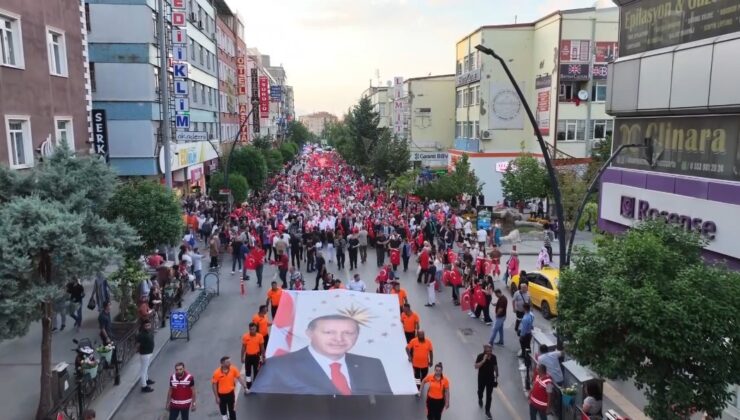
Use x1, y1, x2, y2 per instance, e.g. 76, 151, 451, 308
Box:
475, 45, 568, 267
564, 141, 651, 266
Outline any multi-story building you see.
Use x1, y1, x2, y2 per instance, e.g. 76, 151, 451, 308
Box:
86, 0, 220, 194
214, 0, 242, 145
362, 85, 391, 128
1, 0, 91, 169
400, 75, 456, 169
299, 112, 338, 137
451, 4, 618, 204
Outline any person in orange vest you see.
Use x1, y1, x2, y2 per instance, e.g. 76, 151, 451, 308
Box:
240, 323, 265, 392
406, 330, 433, 393
166, 362, 196, 419
252, 305, 271, 348
391, 281, 408, 311
211, 356, 247, 420
401, 304, 420, 343
421, 362, 450, 420
266, 282, 283, 319
529, 364, 554, 420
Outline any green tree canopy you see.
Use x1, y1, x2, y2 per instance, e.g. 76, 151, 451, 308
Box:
415, 154, 481, 202
556, 167, 589, 232
252, 135, 272, 151
557, 221, 740, 419
278, 141, 299, 163
263, 149, 284, 174
286, 120, 312, 147
389, 169, 420, 196
230, 146, 268, 190
501, 153, 549, 202
368, 131, 411, 180
208, 171, 249, 204
105, 180, 183, 256
0, 145, 138, 419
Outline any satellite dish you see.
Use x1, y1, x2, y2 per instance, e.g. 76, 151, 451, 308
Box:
578, 90, 589, 101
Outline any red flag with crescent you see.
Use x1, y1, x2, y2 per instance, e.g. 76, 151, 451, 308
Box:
461, 289, 472, 312
390, 249, 400, 266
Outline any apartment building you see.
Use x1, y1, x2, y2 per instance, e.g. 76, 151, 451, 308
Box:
0, 0, 91, 169
299, 112, 338, 137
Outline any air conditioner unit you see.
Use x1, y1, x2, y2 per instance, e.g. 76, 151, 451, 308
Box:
481, 130, 493, 140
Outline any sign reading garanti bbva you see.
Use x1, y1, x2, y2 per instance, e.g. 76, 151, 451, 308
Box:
613, 115, 740, 181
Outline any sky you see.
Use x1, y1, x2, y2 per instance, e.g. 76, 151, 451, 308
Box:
232, 0, 607, 117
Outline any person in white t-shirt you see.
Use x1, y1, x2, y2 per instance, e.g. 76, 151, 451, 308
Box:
464, 219, 473, 236
476, 227, 488, 252
347, 274, 366, 292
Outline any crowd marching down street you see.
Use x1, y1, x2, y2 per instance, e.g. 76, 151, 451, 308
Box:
151, 145, 568, 420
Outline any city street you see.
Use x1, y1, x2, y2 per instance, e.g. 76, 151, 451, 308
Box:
114, 245, 553, 420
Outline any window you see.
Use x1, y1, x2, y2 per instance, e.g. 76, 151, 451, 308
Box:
471, 86, 478, 106
54, 117, 74, 150
456, 89, 462, 108
455, 121, 463, 138
473, 121, 479, 139
152, 12, 158, 40
378, 103, 386, 116
463, 55, 469, 72
556, 119, 586, 141
0, 10, 23, 67
191, 81, 197, 102
5, 116, 32, 168
590, 119, 613, 140
559, 82, 581, 102
200, 85, 205, 105
456, 60, 462, 75
85, 3, 91, 32
198, 44, 203, 65
90, 62, 96, 92
206, 51, 211, 70
189, 38, 195, 60
47, 27, 67, 76
591, 80, 607, 102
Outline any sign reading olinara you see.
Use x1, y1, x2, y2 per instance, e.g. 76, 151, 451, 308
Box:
613, 115, 740, 181
620, 0, 740, 56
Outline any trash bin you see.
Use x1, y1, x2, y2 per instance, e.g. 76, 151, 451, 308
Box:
51, 362, 71, 404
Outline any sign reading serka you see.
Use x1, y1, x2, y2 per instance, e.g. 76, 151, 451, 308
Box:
600, 183, 740, 259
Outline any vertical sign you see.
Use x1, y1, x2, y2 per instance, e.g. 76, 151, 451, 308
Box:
170, 0, 189, 138
595, 42, 619, 63
92, 109, 110, 162
237, 56, 247, 95
393, 76, 404, 136
535, 75, 551, 136
237, 55, 248, 142
251, 68, 260, 133
259, 76, 269, 116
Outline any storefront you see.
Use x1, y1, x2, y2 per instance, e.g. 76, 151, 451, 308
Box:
158, 141, 220, 197
601, 0, 740, 272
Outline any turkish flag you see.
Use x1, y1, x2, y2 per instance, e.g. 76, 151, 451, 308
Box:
461, 289, 472, 312
245, 254, 257, 270
447, 249, 457, 264
442, 270, 451, 286
449, 270, 462, 287
390, 249, 400, 266
376, 268, 388, 283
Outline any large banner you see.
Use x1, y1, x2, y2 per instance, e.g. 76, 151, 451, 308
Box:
252, 290, 417, 395
613, 115, 740, 181
535, 75, 551, 136
620, 0, 740, 57
489, 81, 525, 130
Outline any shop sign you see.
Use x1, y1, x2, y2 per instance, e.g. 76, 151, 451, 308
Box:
259, 76, 269, 115
158, 141, 219, 173
595, 42, 619, 63
560, 40, 590, 62
495, 161, 516, 173
601, 183, 740, 259
92, 109, 109, 162
592, 64, 608, 80
456, 68, 481, 87
560, 64, 590, 81
613, 115, 740, 181
236, 56, 247, 95
411, 152, 449, 162
619, 0, 740, 57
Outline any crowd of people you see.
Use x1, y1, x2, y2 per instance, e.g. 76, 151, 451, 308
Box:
152, 145, 594, 420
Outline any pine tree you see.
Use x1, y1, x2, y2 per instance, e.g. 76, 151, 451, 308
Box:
0, 145, 138, 419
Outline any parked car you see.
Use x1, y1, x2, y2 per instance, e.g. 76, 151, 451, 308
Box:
510, 267, 560, 319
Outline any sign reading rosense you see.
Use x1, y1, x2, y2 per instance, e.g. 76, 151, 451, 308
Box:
601, 183, 740, 260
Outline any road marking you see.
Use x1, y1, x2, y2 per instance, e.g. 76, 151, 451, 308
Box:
602, 381, 649, 420
495, 387, 525, 420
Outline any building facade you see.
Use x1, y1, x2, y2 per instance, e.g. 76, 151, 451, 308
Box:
214, 0, 241, 145
299, 111, 338, 136
451, 5, 618, 204
362, 85, 391, 128
0, 0, 91, 169
402, 75, 455, 169
87, 0, 219, 194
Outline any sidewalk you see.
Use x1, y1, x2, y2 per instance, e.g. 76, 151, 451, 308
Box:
501, 230, 597, 256
0, 263, 205, 420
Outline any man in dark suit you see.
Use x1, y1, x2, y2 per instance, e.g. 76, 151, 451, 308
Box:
252, 314, 392, 395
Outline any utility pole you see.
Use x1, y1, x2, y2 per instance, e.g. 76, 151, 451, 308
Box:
157, 0, 173, 189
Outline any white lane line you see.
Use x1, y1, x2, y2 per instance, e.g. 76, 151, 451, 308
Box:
495, 387, 525, 420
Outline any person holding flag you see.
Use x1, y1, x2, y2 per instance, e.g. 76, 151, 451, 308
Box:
244, 244, 265, 287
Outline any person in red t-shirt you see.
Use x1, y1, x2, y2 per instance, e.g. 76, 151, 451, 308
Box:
245, 245, 265, 287
417, 246, 431, 284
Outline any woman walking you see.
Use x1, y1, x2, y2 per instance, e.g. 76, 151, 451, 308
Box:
421, 363, 450, 420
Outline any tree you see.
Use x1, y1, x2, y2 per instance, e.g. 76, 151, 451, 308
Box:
252, 135, 272, 151
105, 180, 183, 257
415, 154, 481, 202
557, 221, 740, 419
286, 120, 312, 147
556, 167, 589, 232
368, 131, 411, 180
262, 149, 284, 174
208, 171, 249, 204
389, 169, 420, 197
278, 141, 299, 163
230, 146, 268, 191
501, 153, 549, 203
344, 97, 385, 166
0, 146, 138, 419
325, 120, 354, 161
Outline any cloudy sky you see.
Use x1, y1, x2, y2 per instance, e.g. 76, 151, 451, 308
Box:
234, 0, 608, 117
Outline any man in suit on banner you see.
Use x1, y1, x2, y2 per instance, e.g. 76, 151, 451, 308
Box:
252, 314, 392, 395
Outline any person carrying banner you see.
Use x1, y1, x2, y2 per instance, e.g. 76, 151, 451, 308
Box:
240, 323, 265, 392
407, 330, 433, 394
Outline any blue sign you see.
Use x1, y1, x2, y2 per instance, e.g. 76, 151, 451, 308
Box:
477, 210, 492, 230
170, 310, 188, 333
175, 114, 190, 129
173, 63, 188, 78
